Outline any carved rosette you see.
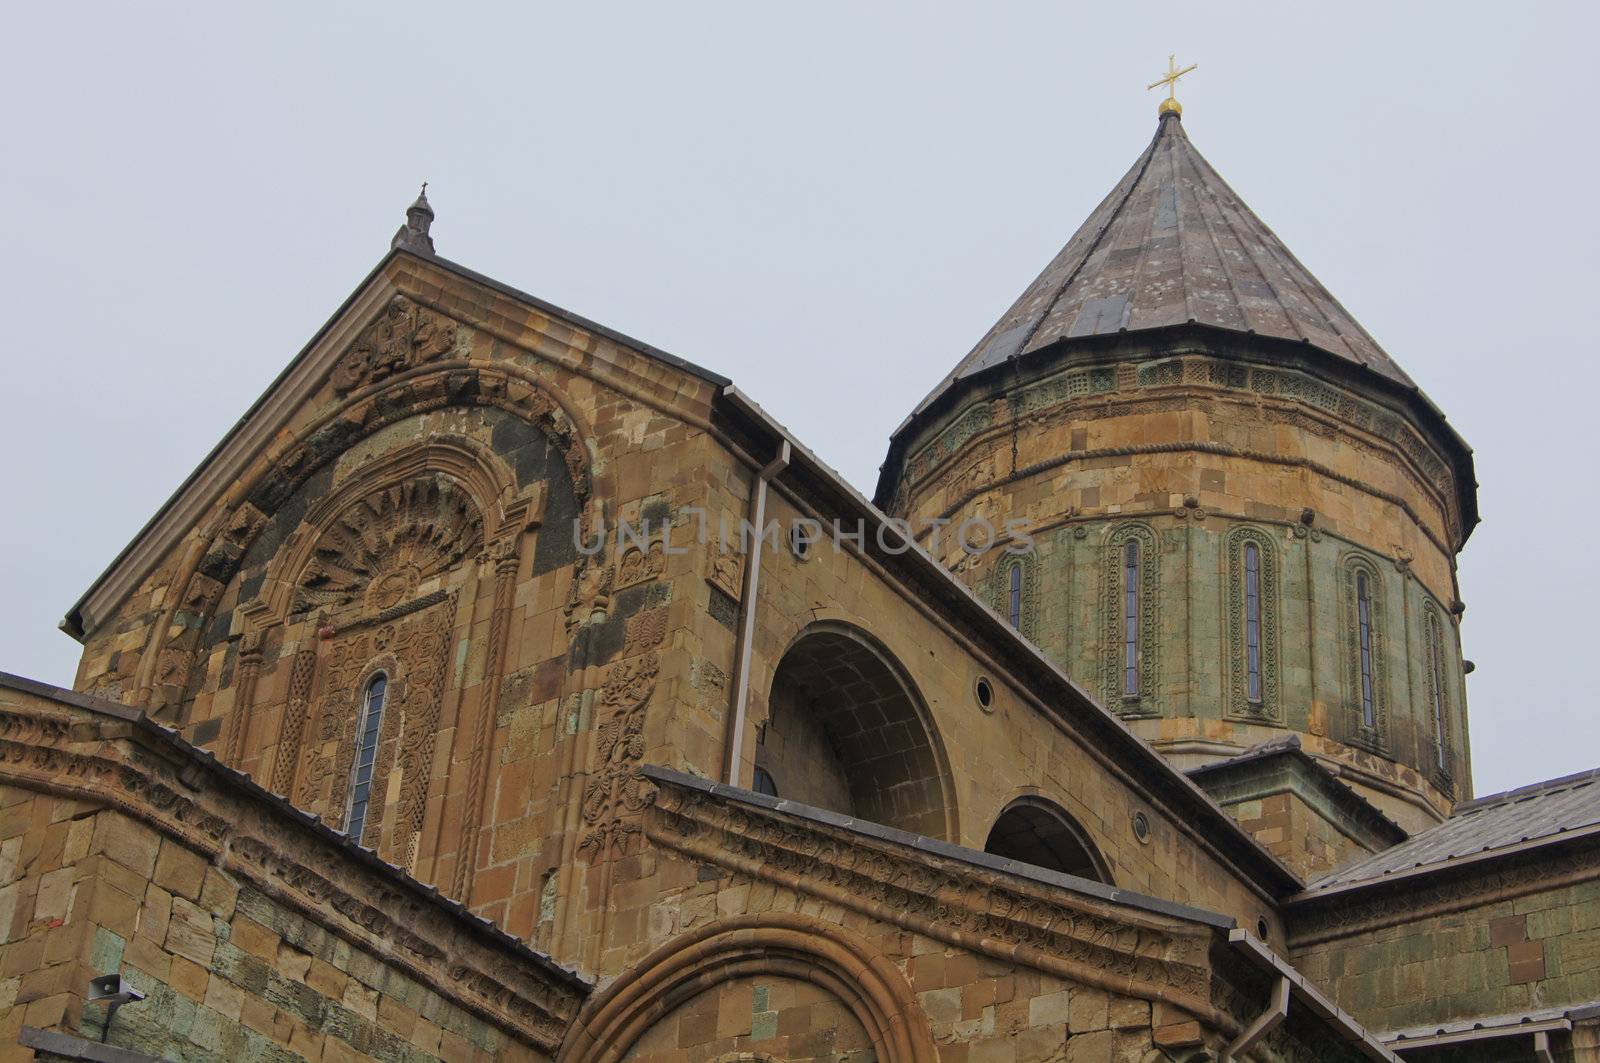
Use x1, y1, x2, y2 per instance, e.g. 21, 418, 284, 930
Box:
294, 475, 483, 617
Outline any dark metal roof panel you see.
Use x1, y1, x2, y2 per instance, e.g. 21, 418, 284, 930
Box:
1308, 766, 1600, 890
909, 113, 1414, 424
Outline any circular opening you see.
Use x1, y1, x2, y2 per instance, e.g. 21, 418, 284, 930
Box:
790, 522, 815, 560
1256, 917, 1271, 941
1132, 811, 1151, 844
974, 677, 994, 711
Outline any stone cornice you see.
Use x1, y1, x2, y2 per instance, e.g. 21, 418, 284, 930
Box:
643, 767, 1228, 1026
877, 323, 1478, 544
0, 674, 587, 1053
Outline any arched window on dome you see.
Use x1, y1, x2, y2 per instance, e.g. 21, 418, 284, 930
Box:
1245, 542, 1262, 703
1424, 605, 1453, 778
1102, 523, 1158, 713
1356, 572, 1375, 726
1122, 539, 1141, 697
1008, 562, 1023, 630
1226, 528, 1280, 721
1342, 556, 1388, 748
344, 673, 387, 844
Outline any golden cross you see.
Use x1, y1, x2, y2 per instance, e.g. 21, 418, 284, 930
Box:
1147, 53, 1198, 115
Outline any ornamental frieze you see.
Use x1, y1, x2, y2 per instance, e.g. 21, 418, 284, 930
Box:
646, 782, 1213, 1004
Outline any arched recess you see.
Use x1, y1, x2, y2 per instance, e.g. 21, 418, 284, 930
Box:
133, 338, 612, 719
559, 914, 938, 1063
250, 435, 518, 625
984, 795, 1112, 884
760, 621, 958, 841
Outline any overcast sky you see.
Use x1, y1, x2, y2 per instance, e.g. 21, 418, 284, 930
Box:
3, 3, 1595, 797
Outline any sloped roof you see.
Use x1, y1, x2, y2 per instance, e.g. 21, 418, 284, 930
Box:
908, 111, 1412, 424
1308, 766, 1600, 891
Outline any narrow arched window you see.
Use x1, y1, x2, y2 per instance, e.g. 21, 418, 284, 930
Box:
1008, 563, 1023, 629
1123, 539, 1141, 696
1356, 572, 1375, 728
345, 673, 387, 842
1244, 542, 1262, 703
1427, 612, 1450, 773
751, 765, 779, 798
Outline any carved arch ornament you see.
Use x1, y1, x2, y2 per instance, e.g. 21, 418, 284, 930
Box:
138, 295, 608, 721
1224, 525, 1282, 724
1101, 522, 1161, 716
557, 914, 938, 1063
1339, 552, 1388, 751
986, 549, 1038, 641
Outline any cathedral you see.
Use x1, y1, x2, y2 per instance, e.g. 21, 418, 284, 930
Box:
2, 92, 1598, 1063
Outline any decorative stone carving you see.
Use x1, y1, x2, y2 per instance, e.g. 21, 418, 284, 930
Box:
451, 536, 522, 899
293, 475, 483, 616
578, 652, 660, 861
647, 780, 1214, 1007
138, 362, 597, 727
616, 539, 665, 590
330, 295, 457, 396
297, 597, 455, 860
270, 648, 318, 797
705, 540, 743, 601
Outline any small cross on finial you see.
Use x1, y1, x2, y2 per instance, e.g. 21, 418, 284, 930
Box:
421, 181, 428, 196
1147, 53, 1198, 117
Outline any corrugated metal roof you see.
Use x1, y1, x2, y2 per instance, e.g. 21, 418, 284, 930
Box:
909, 112, 1413, 423
1308, 767, 1600, 891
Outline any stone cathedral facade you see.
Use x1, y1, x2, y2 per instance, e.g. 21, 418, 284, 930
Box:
2, 111, 1598, 1062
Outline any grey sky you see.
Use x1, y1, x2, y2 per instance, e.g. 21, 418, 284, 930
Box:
2, 3, 1594, 797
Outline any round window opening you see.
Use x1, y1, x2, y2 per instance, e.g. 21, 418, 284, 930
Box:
790, 523, 815, 560
1257, 917, 1271, 941
975, 677, 995, 711
1132, 811, 1151, 844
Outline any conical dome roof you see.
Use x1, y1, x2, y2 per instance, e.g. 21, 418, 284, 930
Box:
907, 112, 1412, 423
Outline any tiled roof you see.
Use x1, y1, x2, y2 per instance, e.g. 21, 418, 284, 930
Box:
1308, 767, 1600, 891
908, 111, 1412, 424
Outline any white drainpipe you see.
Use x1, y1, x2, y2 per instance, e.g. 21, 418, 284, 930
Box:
722, 439, 790, 785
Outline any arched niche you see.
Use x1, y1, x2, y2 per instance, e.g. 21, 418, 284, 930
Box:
759, 621, 957, 841
559, 914, 937, 1063
984, 795, 1112, 884
137, 350, 607, 720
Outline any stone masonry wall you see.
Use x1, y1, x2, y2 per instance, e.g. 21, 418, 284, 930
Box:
886, 343, 1474, 824
0, 786, 551, 1062
1291, 871, 1600, 1033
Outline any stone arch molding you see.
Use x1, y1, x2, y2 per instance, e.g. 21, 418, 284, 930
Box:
243, 435, 522, 627
558, 914, 939, 1063
135, 296, 613, 715
766, 618, 961, 842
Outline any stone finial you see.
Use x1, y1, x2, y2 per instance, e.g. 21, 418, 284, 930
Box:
391, 183, 436, 255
